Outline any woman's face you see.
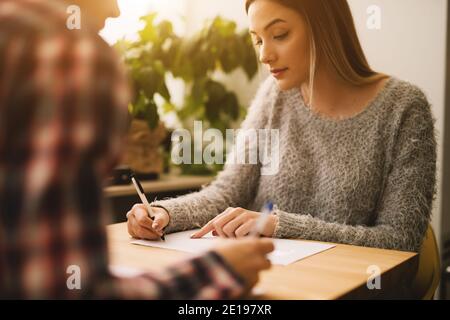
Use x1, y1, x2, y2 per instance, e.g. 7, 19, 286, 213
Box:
248, 0, 311, 90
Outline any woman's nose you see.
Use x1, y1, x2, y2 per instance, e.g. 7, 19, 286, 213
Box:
110, 0, 121, 19
259, 45, 276, 65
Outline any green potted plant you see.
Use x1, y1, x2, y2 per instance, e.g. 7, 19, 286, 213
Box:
115, 13, 258, 177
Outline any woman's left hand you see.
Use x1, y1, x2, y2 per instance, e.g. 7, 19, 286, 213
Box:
190, 207, 278, 239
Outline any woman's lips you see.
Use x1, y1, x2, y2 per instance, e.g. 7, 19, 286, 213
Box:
271, 68, 289, 79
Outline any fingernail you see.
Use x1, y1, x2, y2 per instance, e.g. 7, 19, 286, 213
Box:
190, 233, 197, 238
153, 223, 159, 230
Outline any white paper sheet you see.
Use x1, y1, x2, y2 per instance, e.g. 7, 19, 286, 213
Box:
131, 229, 335, 265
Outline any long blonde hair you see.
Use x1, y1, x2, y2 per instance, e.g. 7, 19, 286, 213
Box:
246, 0, 387, 106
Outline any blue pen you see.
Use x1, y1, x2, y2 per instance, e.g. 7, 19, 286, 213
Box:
250, 201, 274, 237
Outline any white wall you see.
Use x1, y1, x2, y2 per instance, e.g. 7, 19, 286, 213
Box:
185, 0, 248, 32
186, 0, 449, 249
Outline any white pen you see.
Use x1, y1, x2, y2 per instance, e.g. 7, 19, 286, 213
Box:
130, 174, 165, 241
250, 201, 274, 238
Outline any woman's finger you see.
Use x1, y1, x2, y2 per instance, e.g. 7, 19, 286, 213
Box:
191, 207, 234, 238
212, 208, 245, 238
222, 212, 253, 238
134, 207, 155, 229
152, 212, 168, 231
234, 219, 256, 238
127, 215, 136, 237
130, 215, 160, 239
191, 220, 215, 239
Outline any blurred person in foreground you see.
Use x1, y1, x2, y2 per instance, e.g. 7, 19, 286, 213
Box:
0, 0, 274, 299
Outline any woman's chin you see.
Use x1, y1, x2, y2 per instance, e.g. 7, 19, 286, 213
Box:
275, 79, 298, 91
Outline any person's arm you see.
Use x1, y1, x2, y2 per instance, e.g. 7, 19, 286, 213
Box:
152, 78, 277, 234
0, 13, 268, 299
95, 237, 274, 300
273, 97, 437, 252
95, 251, 245, 300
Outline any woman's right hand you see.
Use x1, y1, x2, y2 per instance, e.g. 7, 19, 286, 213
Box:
213, 238, 274, 292
126, 204, 170, 240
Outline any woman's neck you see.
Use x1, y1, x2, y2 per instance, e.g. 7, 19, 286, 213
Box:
300, 65, 387, 119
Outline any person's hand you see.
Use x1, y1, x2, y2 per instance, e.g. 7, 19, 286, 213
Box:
126, 204, 170, 240
213, 238, 274, 292
191, 207, 278, 239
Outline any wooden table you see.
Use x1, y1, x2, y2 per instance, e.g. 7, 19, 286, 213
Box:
107, 223, 419, 300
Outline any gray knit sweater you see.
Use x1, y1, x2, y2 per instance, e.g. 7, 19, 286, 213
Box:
153, 76, 437, 252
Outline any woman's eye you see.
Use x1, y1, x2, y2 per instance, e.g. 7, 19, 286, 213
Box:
253, 32, 289, 46
274, 32, 289, 40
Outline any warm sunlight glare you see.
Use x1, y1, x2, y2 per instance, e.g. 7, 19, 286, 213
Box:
100, 0, 186, 45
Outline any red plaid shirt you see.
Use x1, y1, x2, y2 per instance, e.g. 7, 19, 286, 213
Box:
0, 0, 244, 299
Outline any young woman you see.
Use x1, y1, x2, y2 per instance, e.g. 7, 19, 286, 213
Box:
127, 0, 437, 253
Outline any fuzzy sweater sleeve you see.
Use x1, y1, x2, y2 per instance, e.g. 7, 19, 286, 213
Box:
151, 78, 276, 233
273, 94, 437, 252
